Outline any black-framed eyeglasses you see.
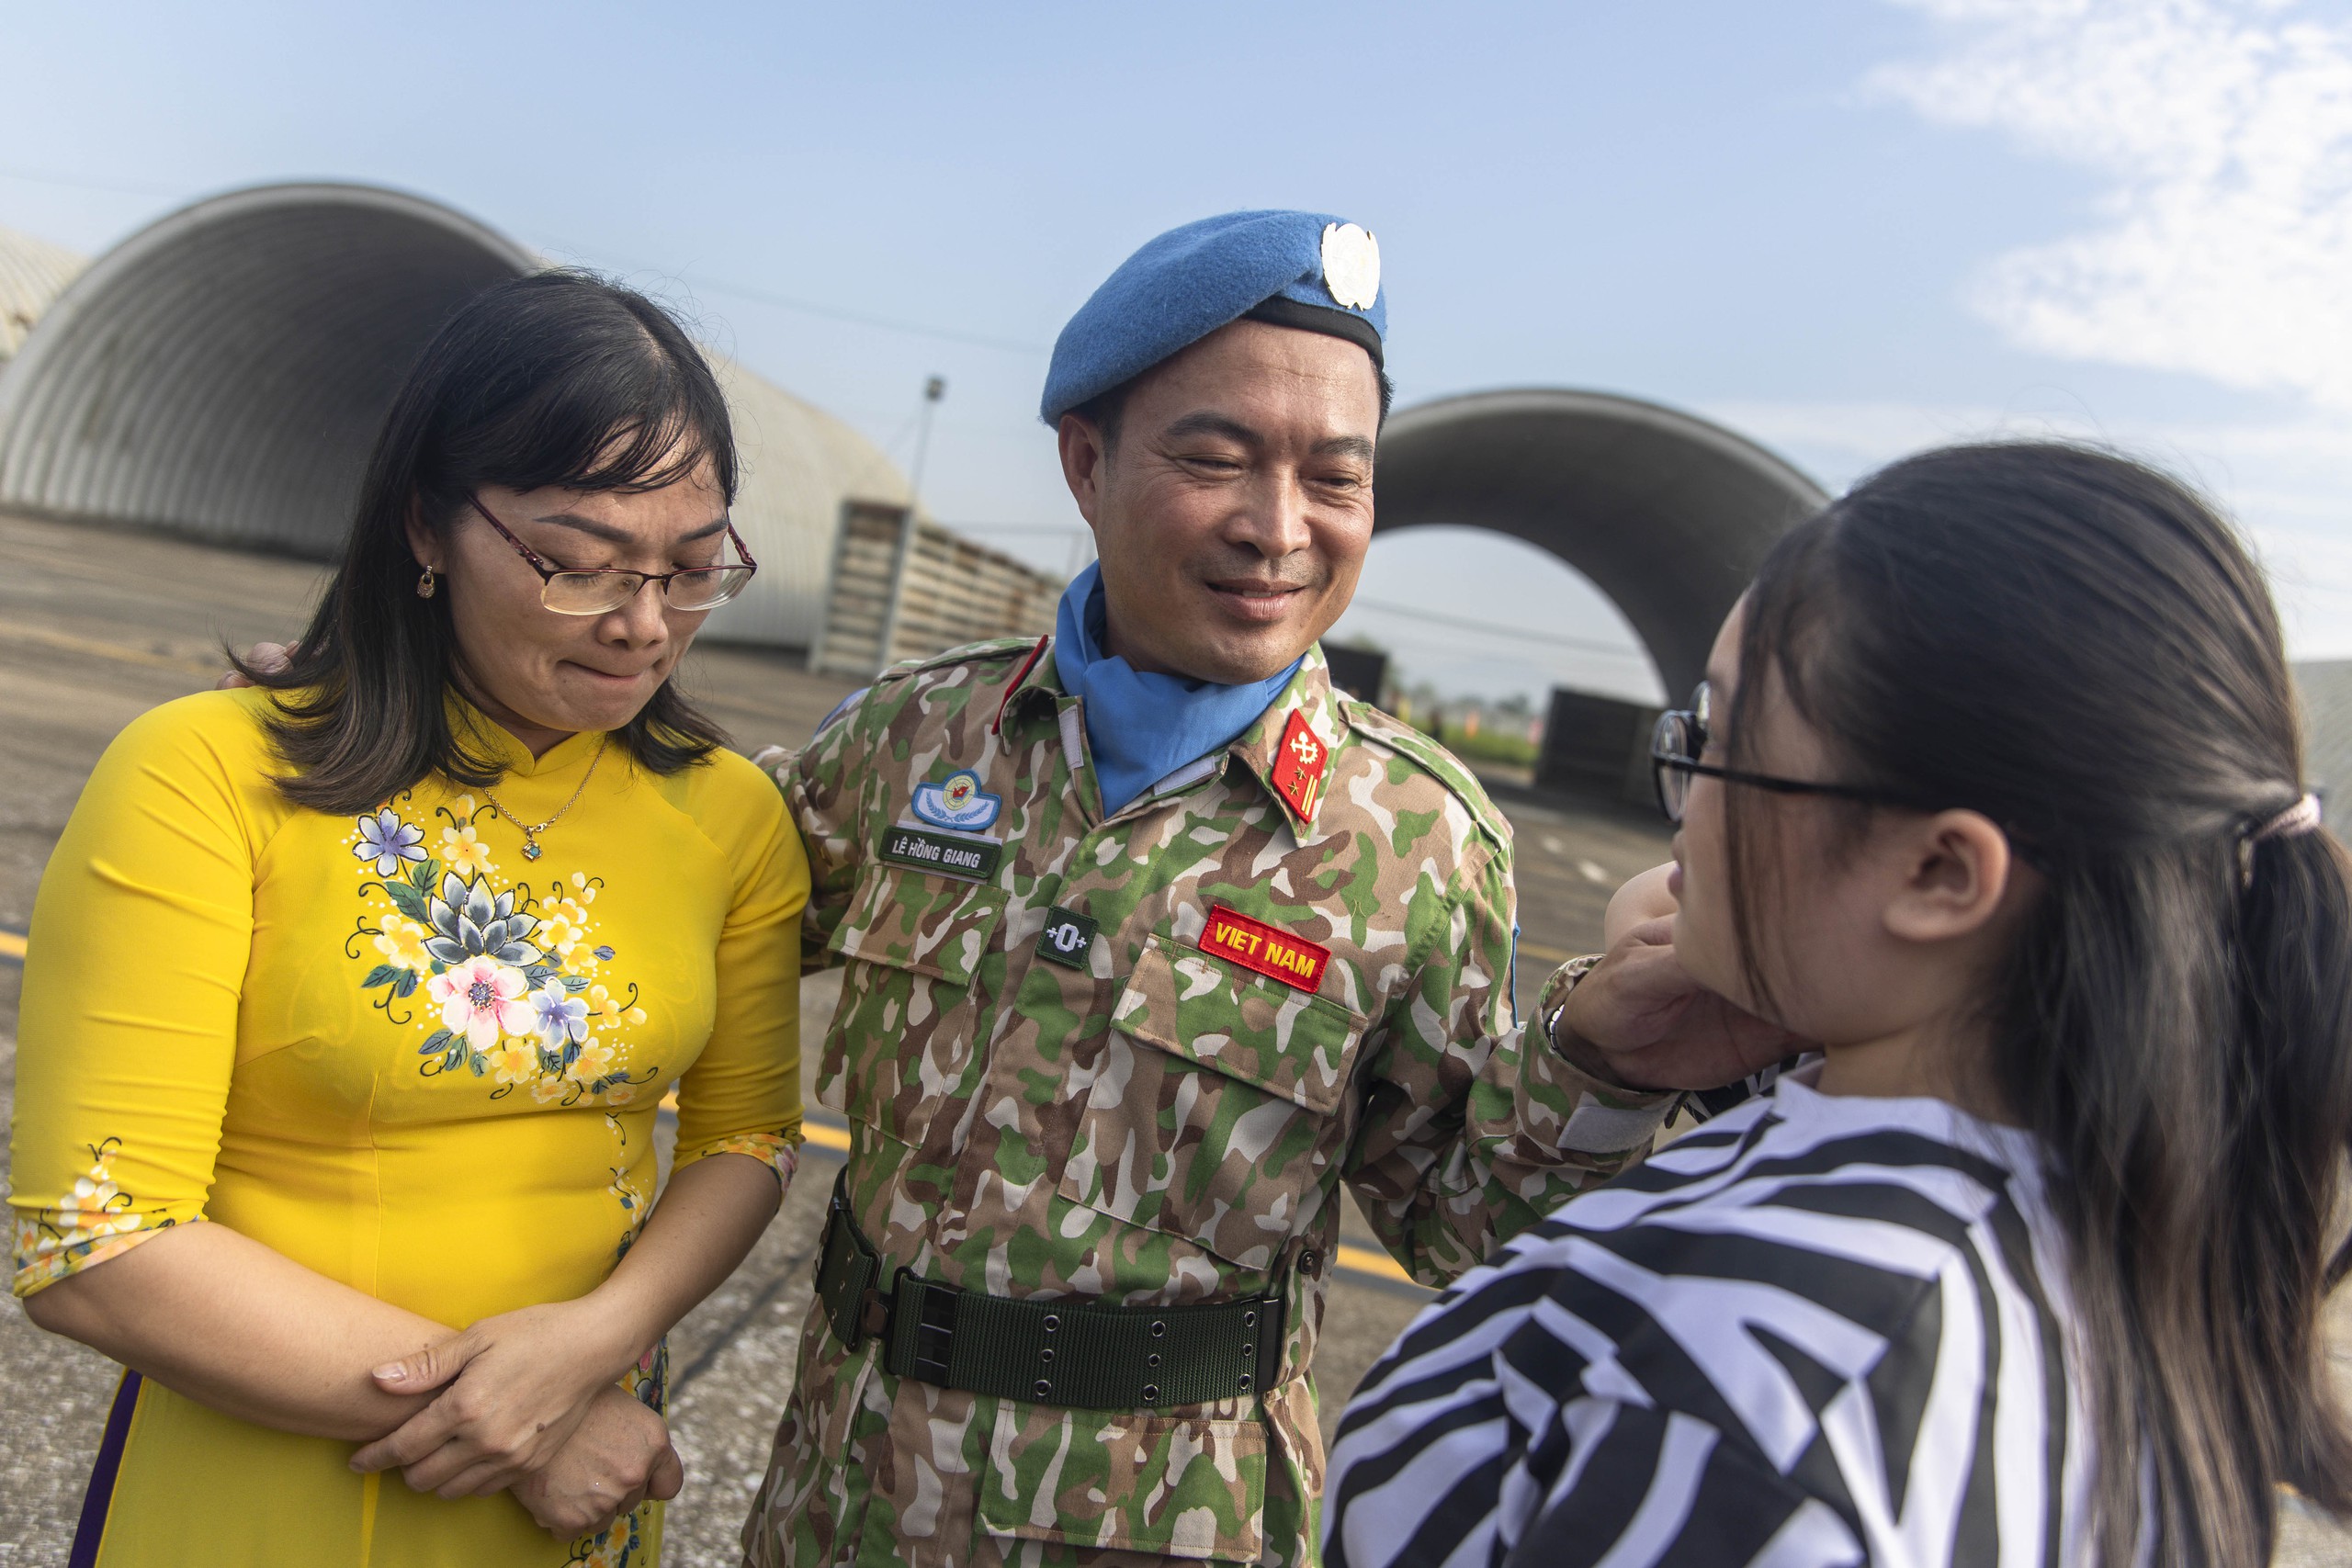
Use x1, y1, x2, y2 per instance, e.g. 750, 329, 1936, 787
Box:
1649, 682, 1914, 825
469, 496, 758, 615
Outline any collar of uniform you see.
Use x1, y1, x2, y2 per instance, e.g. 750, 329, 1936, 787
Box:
1228, 645, 1343, 842
993, 633, 1065, 733
442, 688, 606, 779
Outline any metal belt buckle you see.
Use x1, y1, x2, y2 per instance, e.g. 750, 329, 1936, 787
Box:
897, 1274, 962, 1384
818, 1179, 887, 1350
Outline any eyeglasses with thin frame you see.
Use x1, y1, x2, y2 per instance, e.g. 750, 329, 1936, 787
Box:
467, 495, 758, 615
1649, 681, 1915, 825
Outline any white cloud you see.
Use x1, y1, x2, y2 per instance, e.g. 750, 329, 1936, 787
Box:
1856, 1, 2352, 660
1872, 0, 2352, 410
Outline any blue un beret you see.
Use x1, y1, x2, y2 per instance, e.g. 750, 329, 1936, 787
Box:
1040, 209, 1386, 424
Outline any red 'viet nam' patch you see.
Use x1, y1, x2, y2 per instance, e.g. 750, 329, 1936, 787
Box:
1269, 710, 1329, 822
1199, 904, 1330, 993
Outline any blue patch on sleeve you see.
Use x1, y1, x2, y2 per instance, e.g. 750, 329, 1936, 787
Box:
813, 687, 868, 739
911, 769, 1003, 831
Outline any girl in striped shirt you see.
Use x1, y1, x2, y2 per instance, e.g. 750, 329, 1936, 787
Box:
1327, 444, 2352, 1567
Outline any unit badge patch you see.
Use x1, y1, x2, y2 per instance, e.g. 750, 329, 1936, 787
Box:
1036, 906, 1098, 969
912, 768, 1002, 831
1199, 904, 1330, 993
1268, 710, 1330, 823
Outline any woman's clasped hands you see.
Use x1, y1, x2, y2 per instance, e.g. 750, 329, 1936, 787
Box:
348, 1298, 684, 1539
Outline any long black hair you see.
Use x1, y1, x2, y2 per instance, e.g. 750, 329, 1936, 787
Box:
239, 269, 736, 814
1729, 442, 2352, 1564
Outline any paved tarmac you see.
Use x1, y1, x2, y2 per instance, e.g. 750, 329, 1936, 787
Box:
6, 509, 2346, 1565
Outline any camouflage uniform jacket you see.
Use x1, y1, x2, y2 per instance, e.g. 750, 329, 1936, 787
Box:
741, 639, 1671, 1568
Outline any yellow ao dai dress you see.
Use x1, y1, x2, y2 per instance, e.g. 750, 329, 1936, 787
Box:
8, 687, 806, 1566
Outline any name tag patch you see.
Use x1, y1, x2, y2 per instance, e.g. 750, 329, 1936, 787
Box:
1199, 904, 1330, 992
1036, 906, 1098, 968
879, 825, 1003, 883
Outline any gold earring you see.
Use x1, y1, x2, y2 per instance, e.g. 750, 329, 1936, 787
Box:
416, 566, 437, 599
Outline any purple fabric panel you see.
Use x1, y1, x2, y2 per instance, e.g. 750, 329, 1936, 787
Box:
67, 1370, 141, 1568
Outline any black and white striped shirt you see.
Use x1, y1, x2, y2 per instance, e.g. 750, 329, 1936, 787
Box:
1326, 1069, 2095, 1567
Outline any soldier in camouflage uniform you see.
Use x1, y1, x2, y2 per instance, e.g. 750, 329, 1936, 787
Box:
738, 211, 1699, 1568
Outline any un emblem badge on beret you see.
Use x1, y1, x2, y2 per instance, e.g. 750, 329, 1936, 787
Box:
1320, 223, 1381, 311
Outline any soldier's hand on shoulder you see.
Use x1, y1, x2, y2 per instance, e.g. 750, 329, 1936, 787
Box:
1553, 911, 1805, 1093
216, 640, 294, 690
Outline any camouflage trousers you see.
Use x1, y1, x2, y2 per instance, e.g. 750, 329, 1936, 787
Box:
739, 1306, 1322, 1567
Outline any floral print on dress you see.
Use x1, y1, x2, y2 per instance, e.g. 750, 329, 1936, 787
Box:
10, 1137, 171, 1293
605, 1110, 650, 1255
567, 1468, 660, 1568
345, 797, 659, 1108
438, 821, 494, 880
685, 1134, 802, 1183
548, 1113, 666, 1568
431, 954, 536, 1050
354, 809, 427, 875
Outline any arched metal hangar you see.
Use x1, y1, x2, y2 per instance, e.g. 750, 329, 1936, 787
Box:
1374, 389, 1828, 702
0, 182, 912, 651
0, 185, 1827, 685
0, 223, 85, 364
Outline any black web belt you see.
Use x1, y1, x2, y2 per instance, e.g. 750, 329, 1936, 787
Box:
815, 1174, 1286, 1411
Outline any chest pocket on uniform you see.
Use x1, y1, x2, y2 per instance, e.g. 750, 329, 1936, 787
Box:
823, 866, 1006, 1147
831, 864, 1006, 984
1057, 932, 1366, 1271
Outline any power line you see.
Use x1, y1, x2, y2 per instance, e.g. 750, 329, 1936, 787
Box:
0, 166, 1052, 357
0, 164, 184, 198
539, 234, 1050, 356
1344, 596, 1650, 660
682, 273, 1047, 356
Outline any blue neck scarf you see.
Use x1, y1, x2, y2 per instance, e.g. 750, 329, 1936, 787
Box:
1052, 563, 1302, 817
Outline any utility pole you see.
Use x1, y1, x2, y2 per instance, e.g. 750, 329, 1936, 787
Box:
878, 375, 946, 673
909, 374, 946, 498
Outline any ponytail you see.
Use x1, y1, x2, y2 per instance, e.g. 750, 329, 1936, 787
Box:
1734, 444, 2352, 1565
2224, 819, 2352, 1495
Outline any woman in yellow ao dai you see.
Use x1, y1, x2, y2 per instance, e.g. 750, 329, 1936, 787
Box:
9, 271, 805, 1568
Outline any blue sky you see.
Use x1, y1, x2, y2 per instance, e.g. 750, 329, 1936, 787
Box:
7, 1, 2347, 704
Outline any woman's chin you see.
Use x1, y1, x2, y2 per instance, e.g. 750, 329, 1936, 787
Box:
548, 668, 659, 727
574, 699, 651, 735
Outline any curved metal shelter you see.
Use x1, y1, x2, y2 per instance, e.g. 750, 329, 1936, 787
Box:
0, 187, 1812, 680
702, 358, 910, 648
0, 183, 923, 649
0, 186, 537, 556
0, 224, 85, 363
1373, 389, 1828, 700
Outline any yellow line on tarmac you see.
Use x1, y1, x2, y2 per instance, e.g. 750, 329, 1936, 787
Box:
0, 616, 221, 676
0, 928, 24, 962
1335, 1242, 1417, 1286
